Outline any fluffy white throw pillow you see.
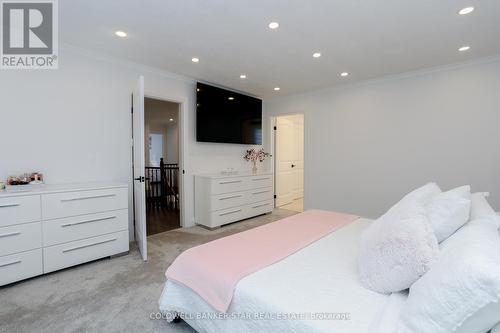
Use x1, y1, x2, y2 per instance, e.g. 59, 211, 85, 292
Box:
398, 217, 500, 333
426, 185, 471, 242
358, 185, 440, 293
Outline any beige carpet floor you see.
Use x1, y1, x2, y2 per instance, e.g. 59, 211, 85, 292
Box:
0, 209, 297, 333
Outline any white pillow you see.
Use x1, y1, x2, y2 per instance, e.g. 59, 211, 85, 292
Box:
382, 183, 441, 220
358, 198, 439, 294
470, 192, 497, 220
397, 217, 500, 333
360, 182, 441, 238
426, 185, 471, 242
455, 302, 500, 333
403, 182, 442, 203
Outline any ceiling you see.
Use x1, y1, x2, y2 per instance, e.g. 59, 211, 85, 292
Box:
145, 98, 179, 125
60, 0, 500, 98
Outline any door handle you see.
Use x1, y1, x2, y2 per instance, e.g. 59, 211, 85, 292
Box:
0, 203, 20, 208
291, 164, 296, 168
134, 176, 147, 183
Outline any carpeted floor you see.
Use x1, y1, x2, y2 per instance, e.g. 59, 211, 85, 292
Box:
0, 209, 297, 333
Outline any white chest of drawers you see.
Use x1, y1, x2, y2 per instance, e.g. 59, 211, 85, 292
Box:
0, 183, 129, 286
195, 172, 274, 228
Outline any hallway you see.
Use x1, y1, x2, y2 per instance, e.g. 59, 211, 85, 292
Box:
146, 205, 180, 235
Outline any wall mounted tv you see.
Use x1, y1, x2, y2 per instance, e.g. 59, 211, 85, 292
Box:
196, 82, 262, 145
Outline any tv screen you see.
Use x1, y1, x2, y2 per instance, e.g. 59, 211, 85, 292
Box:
196, 82, 262, 144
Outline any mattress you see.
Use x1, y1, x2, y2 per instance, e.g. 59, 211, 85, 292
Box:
159, 218, 406, 333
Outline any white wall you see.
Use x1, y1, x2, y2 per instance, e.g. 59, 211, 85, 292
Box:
265, 57, 500, 218
165, 124, 179, 164
0, 45, 262, 238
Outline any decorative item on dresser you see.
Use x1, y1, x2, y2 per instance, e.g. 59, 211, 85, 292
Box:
195, 172, 273, 229
243, 148, 270, 174
0, 182, 129, 286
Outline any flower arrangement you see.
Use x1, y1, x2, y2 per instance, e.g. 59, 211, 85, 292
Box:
244, 148, 270, 173
7, 172, 44, 186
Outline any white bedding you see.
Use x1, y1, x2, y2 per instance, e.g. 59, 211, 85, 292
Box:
159, 218, 406, 333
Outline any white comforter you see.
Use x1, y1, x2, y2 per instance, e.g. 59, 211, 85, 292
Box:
159, 218, 406, 333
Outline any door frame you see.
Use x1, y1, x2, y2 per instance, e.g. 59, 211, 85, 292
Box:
133, 90, 188, 229
270, 113, 305, 209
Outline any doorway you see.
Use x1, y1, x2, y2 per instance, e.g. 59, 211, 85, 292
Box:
144, 97, 181, 235
273, 114, 304, 212
132, 76, 186, 261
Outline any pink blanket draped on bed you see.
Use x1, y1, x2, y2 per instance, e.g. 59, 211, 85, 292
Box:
165, 209, 359, 312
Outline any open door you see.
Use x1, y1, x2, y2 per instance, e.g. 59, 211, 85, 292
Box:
132, 76, 147, 261
275, 116, 295, 207
292, 116, 304, 200
275, 114, 304, 208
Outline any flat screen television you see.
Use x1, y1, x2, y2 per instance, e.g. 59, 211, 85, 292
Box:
196, 82, 262, 144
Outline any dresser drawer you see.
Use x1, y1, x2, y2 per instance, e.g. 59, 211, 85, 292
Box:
0, 195, 41, 228
42, 209, 128, 247
0, 249, 43, 286
211, 191, 247, 211
42, 187, 128, 220
247, 175, 273, 190
210, 206, 248, 227
247, 187, 273, 204
247, 200, 274, 217
210, 177, 247, 195
0, 222, 42, 257
43, 230, 129, 273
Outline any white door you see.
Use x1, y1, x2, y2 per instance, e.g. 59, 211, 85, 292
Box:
275, 114, 304, 207
132, 76, 147, 261
275, 116, 295, 207
292, 116, 304, 199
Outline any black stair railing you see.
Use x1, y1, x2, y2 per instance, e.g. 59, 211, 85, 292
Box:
145, 158, 179, 209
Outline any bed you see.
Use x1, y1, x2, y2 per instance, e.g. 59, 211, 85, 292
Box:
159, 217, 407, 333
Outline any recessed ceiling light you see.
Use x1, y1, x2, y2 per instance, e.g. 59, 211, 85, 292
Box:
169, 118, 174, 122
274, 87, 280, 91
340, 72, 349, 77
458, 6, 474, 15
115, 31, 127, 38
268, 22, 279, 29
240, 74, 247, 79
313, 52, 321, 58
191, 57, 200, 63
458, 46, 471, 52
228, 97, 235, 100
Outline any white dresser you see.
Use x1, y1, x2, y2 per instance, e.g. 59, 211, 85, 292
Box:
0, 183, 129, 286
195, 172, 274, 228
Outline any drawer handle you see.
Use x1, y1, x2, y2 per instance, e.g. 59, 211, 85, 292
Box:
252, 177, 270, 181
219, 195, 243, 201
252, 190, 270, 195
0, 231, 21, 238
252, 203, 270, 209
61, 194, 116, 202
219, 180, 243, 185
0, 260, 21, 268
219, 209, 242, 216
61, 216, 117, 227
62, 238, 117, 253
0, 203, 20, 208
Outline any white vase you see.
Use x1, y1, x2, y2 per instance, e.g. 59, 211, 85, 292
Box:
252, 161, 258, 174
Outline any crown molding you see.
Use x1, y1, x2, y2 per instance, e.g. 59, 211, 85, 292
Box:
60, 43, 195, 84
267, 53, 500, 103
